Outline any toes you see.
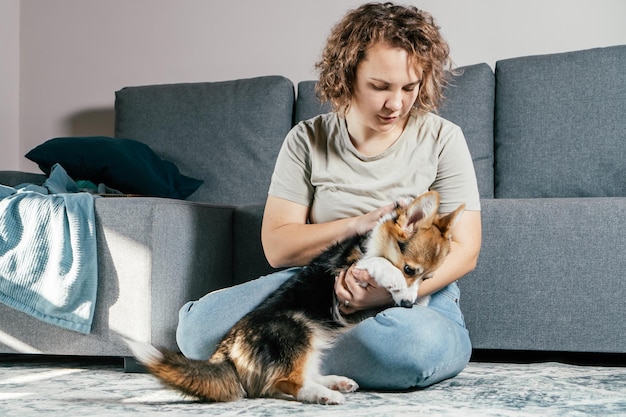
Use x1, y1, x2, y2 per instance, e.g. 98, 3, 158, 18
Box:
318, 390, 345, 405
334, 378, 359, 393
318, 375, 359, 393
297, 383, 345, 405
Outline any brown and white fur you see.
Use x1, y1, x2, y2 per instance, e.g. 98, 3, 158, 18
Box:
127, 191, 464, 405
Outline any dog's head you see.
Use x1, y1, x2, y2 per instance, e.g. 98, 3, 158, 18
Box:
365, 191, 465, 302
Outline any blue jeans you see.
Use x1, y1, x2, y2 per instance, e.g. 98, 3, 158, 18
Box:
176, 268, 471, 390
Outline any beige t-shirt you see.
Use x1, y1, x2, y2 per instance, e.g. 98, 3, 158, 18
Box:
268, 108, 480, 224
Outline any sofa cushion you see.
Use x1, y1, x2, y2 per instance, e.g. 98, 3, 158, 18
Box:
461, 197, 626, 353
115, 76, 295, 205
295, 63, 495, 199
439, 63, 495, 199
494, 45, 626, 198
25, 136, 203, 199
294, 81, 333, 123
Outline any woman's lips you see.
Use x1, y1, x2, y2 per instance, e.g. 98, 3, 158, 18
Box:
379, 114, 398, 123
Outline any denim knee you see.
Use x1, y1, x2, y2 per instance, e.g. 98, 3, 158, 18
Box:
175, 268, 300, 360
323, 304, 471, 390
176, 300, 218, 360
376, 307, 471, 388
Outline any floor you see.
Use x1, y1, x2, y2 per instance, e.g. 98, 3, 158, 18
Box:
1, 354, 625, 416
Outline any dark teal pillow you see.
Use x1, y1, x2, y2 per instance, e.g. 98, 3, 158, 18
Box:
25, 136, 203, 199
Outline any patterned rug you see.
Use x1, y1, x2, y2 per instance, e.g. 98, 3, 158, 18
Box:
1, 355, 625, 416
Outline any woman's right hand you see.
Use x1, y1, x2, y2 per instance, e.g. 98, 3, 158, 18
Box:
262, 196, 399, 268
351, 202, 397, 236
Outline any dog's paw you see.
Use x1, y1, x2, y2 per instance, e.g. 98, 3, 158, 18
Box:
356, 257, 405, 292
298, 383, 346, 405
317, 391, 345, 405
318, 375, 359, 393
355, 257, 418, 307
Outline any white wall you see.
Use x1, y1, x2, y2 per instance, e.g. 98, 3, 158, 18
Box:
0, 0, 20, 170
7, 0, 626, 171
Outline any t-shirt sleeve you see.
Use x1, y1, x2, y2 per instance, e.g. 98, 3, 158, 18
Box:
431, 124, 481, 213
267, 123, 314, 206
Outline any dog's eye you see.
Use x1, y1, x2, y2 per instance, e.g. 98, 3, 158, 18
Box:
403, 265, 416, 276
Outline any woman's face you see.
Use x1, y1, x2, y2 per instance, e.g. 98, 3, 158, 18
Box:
347, 42, 422, 138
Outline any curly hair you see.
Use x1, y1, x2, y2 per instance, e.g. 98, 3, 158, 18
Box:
315, 2, 454, 115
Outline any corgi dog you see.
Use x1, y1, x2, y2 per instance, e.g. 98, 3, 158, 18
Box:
127, 191, 464, 405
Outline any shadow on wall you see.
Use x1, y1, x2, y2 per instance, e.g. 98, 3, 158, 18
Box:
65, 108, 115, 137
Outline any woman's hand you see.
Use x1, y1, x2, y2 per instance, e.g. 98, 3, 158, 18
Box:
262, 196, 399, 268
334, 264, 393, 315
351, 202, 398, 236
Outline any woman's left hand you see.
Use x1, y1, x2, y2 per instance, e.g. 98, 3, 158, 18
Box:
334, 264, 393, 314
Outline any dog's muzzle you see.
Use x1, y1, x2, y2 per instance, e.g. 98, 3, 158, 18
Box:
400, 299, 414, 308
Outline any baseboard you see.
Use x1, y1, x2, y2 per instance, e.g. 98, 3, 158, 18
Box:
123, 356, 147, 373
471, 349, 626, 366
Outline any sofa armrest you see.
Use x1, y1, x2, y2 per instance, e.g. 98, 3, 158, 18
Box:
0, 170, 46, 187
94, 197, 234, 352
460, 197, 626, 354
0, 196, 234, 356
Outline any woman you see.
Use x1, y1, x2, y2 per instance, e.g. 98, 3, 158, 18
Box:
177, 2, 481, 390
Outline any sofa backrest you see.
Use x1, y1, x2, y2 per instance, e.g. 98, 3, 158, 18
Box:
294, 81, 333, 123
494, 45, 626, 198
438, 63, 495, 199
115, 76, 295, 205
295, 63, 496, 199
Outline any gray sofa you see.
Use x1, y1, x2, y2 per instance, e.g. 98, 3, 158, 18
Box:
1, 45, 624, 369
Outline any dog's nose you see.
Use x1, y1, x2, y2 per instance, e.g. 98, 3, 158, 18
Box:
400, 300, 414, 308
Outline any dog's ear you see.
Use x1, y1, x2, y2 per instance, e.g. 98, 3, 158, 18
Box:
436, 203, 466, 239
400, 191, 440, 235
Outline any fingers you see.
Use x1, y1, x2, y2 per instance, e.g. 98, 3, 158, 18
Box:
377, 202, 396, 220
335, 266, 382, 314
355, 202, 399, 236
348, 265, 394, 310
350, 267, 378, 289
335, 261, 395, 315
334, 270, 351, 300
335, 269, 357, 315
339, 301, 356, 315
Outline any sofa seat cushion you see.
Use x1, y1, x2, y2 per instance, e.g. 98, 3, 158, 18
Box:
461, 197, 626, 353
494, 45, 626, 198
114, 76, 295, 205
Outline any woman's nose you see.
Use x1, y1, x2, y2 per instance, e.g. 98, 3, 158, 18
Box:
385, 90, 403, 111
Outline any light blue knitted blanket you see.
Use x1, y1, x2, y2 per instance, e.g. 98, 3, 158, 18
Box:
0, 164, 97, 334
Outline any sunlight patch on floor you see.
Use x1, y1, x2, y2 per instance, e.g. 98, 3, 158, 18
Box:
0, 392, 32, 400
121, 389, 188, 404
0, 368, 84, 385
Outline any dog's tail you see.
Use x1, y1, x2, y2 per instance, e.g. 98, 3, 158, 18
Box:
125, 339, 245, 402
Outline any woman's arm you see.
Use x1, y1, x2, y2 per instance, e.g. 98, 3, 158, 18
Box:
335, 210, 482, 314
261, 195, 396, 268
415, 210, 481, 295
